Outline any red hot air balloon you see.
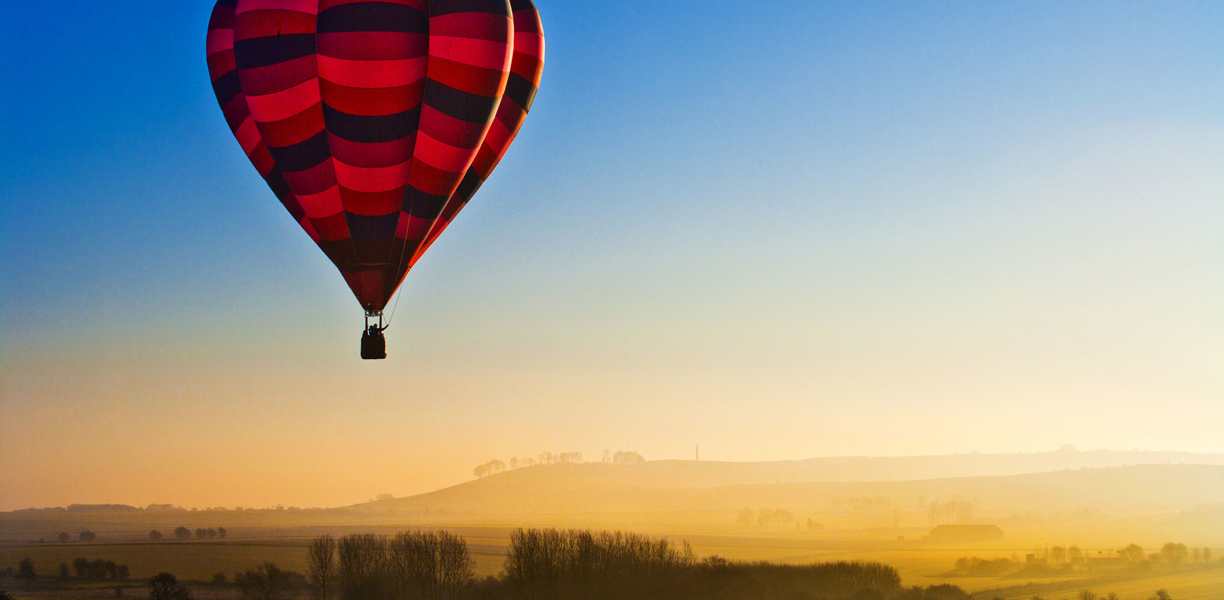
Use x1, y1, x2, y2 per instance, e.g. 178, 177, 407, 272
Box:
205, 0, 544, 359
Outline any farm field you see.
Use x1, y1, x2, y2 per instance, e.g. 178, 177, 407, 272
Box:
4, 527, 1221, 600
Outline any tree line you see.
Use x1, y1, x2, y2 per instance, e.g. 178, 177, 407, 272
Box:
146, 527, 227, 541
298, 528, 964, 600
56, 530, 99, 542
473, 451, 646, 478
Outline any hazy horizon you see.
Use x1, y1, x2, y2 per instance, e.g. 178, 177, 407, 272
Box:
4, 445, 1223, 512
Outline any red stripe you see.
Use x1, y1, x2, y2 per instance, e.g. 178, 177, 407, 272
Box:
234, 9, 316, 40
426, 57, 507, 97
339, 187, 407, 216
296, 185, 345, 218
319, 79, 422, 116
235, 0, 319, 15
281, 158, 338, 195
317, 56, 428, 88
208, 51, 237, 82
310, 212, 351, 242
413, 130, 475, 173
327, 135, 417, 168
255, 103, 326, 147
319, 0, 424, 9
206, 28, 234, 55
246, 79, 322, 123
333, 159, 412, 193
238, 55, 318, 96
418, 104, 488, 147
429, 36, 510, 71
510, 53, 542, 82
429, 12, 511, 43
407, 158, 460, 197
513, 31, 544, 60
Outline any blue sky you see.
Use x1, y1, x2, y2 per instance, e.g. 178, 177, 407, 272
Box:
2, 1, 1222, 510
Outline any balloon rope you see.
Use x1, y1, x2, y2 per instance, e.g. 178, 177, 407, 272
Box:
385, 283, 405, 328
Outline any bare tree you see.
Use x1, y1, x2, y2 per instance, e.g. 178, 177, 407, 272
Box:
148, 573, 191, 600
1160, 543, 1188, 565
435, 531, 474, 600
1050, 546, 1067, 564
612, 451, 645, 466
338, 534, 388, 600
308, 535, 337, 600
1120, 544, 1145, 562
235, 563, 296, 600
17, 558, 37, 585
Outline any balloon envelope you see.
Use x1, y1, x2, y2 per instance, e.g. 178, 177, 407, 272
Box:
206, 0, 544, 311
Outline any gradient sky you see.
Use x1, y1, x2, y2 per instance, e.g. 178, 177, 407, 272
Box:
2, 1, 1222, 511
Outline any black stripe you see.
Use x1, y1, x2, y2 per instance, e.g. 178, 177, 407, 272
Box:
429, 0, 510, 17
508, 0, 535, 12
503, 72, 537, 113
322, 105, 421, 144
346, 213, 401, 240
212, 69, 243, 107
318, 240, 354, 266
318, 3, 427, 33
234, 34, 316, 70
266, 130, 331, 172
402, 188, 448, 220
350, 239, 395, 264
423, 80, 498, 124
452, 169, 484, 202
266, 169, 293, 203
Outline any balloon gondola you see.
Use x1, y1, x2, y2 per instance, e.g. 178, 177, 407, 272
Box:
205, 0, 545, 359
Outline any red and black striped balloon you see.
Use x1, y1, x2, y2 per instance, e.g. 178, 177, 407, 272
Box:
206, 0, 544, 312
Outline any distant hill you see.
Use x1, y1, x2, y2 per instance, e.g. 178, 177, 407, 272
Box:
461, 448, 1224, 490
351, 462, 1224, 519
8, 448, 1223, 518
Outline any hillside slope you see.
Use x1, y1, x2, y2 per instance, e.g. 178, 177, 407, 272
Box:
352, 463, 1224, 519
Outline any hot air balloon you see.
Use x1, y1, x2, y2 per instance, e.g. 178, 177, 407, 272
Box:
205, 0, 544, 359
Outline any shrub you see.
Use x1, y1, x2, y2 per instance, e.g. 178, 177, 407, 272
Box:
148, 573, 190, 600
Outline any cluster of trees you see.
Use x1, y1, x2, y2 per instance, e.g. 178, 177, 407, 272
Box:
951, 557, 1016, 577
57, 530, 98, 542
296, 528, 960, 600
473, 451, 648, 478
235, 562, 309, 600
149, 527, 227, 541
70, 558, 131, 581
1111, 543, 1210, 566
927, 500, 974, 525
735, 507, 797, 529
149, 572, 192, 600
1048, 545, 1086, 564
304, 532, 474, 600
